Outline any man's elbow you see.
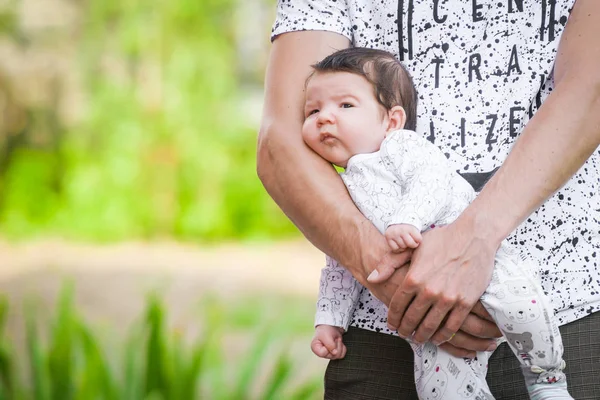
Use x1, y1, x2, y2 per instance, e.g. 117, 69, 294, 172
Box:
256, 123, 279, 189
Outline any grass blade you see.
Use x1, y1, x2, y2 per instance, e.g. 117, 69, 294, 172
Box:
25, 302, 50, 400
0, 298, 14, 399
144, 295, 169, 398
262, 352, 293, 400
76, 322, 118, 400
230, 329, 273, 399
47, 285, 76, 400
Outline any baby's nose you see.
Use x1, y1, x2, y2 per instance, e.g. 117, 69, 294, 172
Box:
317, 109, 335, 124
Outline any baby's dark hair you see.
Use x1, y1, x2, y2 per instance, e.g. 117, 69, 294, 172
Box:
310, 47, 418, 131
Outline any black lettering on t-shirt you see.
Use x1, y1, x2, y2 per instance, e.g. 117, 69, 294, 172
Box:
510, 106, 525, 137
432, 58, 445, 88
433, 0, 448, 23
397, 0, 415, 60
508, 0, 523, 13
548, 0, 556, 42
460, 117, 466, 147
407, 0, 414, 59
472, 0, 484, 22
507, 45, 522, 75
540, 0, 557, 42
486, 114, 498, 148
540, 0, 547, 41
469, 53, 482, 82
398, 0, 405, 60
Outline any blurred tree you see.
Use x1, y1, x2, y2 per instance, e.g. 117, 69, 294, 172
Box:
0, 0, 297, 242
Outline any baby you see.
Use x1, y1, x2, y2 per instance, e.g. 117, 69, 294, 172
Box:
303, 47, 572, 400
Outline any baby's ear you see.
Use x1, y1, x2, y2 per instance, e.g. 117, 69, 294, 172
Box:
386, 106, 406, 132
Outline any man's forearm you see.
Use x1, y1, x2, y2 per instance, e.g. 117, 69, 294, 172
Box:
461, 68, 600, 245
459, 2, 600, 243
257, 122, 386, 285
257, 31, 389, 286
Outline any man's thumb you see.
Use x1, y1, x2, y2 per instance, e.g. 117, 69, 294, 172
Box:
367, 265, 395, 283
367, 251, 411, 283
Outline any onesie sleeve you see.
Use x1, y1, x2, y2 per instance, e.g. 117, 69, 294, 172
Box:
315, 256, 361, 331
380, 130, 455, 231
271, 0, 353, 42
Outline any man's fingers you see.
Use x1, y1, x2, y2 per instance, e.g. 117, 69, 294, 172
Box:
386, 289, 413, 330
367, 250, 412, 284
437, 341, 476, 359
396, 298, 432, 339
433, 304, 471, 343
470, 301, 496, 323
434, 330, 497, 355
412, 301, 453, 343
458, 309, 502, 338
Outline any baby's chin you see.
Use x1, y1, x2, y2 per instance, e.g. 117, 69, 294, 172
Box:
333, 160, 348, 169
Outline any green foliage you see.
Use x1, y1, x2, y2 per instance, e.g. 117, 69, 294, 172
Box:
0, 0, 297, 241
0, 287, 323, 399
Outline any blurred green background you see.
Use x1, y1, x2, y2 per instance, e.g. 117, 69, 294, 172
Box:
0, 0, 327, 398
0, 0, 297, 242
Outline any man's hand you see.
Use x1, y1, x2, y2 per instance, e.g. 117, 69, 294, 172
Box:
437, 302, 501, 358
385, 224, 422, 252
367, 243, 501, 357
377, 216, 499, 345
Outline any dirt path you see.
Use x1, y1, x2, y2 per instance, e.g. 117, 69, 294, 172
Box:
0, 238, 325, 325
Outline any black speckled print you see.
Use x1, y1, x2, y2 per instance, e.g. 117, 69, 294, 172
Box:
272, 0, 600, 328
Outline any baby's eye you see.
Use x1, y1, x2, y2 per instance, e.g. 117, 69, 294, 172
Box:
341, 103, 353, 109
308, 109, 319, 116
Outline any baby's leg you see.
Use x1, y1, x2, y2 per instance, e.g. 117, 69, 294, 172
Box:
411, 341, 494, 400
481, 248, 572, 400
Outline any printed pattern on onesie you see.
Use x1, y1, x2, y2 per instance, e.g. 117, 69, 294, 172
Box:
315, 130, 475, 335
482, 245, 567, 385
315, 256, 360, 330
413, 342, 495, 400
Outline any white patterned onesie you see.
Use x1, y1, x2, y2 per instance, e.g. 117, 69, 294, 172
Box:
315, 130, 570, 399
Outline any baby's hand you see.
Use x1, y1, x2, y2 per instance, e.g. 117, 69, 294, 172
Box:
311, 325, 346, 360
385, 224, 422, 252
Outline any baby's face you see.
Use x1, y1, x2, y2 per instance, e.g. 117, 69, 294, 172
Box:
302, 72, 390, 168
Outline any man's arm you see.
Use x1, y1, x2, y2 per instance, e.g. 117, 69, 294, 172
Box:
259, 30, 501, 355
257, 31, 397, 287
382, 0, 600, 345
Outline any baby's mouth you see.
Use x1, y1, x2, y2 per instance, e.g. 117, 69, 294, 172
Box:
320, 133, 337, 144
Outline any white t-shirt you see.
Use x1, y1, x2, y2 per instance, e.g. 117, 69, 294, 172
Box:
272, 0, 600, 325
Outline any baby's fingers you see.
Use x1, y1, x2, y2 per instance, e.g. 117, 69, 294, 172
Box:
311, 339, 332, 358
402, 233, 420, 248
388, 238, 407, 253
334, 338, 347, 359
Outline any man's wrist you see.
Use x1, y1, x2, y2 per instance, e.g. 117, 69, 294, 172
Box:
352, 216, 388, 286
456, 203, 507, 250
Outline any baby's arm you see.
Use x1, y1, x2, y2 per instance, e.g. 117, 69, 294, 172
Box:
381, 131, 456, 232
313, 256, 361, 359
315, 256, 361, 329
